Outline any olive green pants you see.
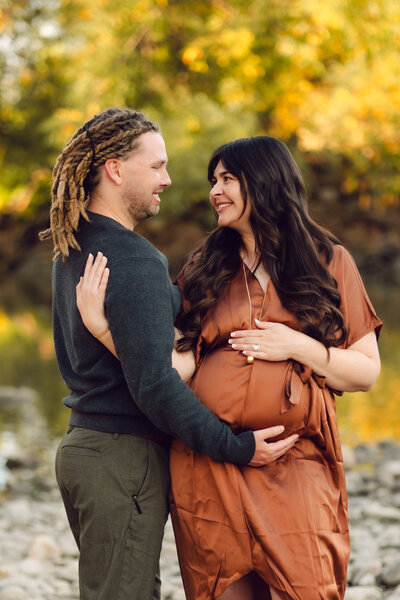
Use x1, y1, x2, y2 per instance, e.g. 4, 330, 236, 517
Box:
55, 427, 170, 600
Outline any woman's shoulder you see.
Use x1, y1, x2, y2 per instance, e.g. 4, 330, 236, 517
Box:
327, 243, 357, 274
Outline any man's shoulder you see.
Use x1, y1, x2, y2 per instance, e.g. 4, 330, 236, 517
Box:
79, 213, 167, 263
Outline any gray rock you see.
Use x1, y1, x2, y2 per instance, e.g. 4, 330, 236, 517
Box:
4, 498, 32, 526
378, 525, 400, 549
0, 586, 27, 600
28, 534, 61, 562
345, 586, 383, 600
354, 444, 377, 465
343, 445, 357, 470
346, 471, 365, 496
381, 557, 400, 586
363, 502, 400, 522
20, 557, 45, 576
378, 461, 400, 492
357, 573, 377, 586
351, 557, 382, 585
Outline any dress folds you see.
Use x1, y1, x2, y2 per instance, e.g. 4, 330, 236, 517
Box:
170, 245, 382, 600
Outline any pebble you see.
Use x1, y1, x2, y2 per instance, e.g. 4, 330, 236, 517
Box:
0, 441, 399, 599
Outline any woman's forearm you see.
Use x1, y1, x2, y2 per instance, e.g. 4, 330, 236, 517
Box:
290, 330, 381, 392
172, 348, 196, 382
230, 322, 381, 393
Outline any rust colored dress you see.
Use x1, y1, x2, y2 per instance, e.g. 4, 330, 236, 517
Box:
169, 245, 382, 600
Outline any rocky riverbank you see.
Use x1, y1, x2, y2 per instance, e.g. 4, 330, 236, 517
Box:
1, 437, 400, 600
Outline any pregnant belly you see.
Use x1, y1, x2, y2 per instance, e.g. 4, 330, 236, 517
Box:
191, 346, 309, 434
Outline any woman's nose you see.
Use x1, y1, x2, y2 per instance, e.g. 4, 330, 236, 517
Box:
210, 182, 222, 196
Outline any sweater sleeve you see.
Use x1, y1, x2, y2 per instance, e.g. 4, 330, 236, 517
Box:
104, 255, 255, 465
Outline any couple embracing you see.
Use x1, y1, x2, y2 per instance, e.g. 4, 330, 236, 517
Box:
41, 107, 381, 600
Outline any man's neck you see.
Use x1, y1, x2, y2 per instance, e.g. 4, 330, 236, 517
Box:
88, 195, 136, 230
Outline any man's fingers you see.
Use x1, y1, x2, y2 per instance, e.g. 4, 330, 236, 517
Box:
254, 425, 285, 440
249, 429, 299, 466
269, 434, 299, 453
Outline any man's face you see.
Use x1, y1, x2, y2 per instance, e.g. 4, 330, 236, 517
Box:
120, 131, 171, 226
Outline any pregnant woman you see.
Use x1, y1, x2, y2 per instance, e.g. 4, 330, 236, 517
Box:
77, 136, 381, 600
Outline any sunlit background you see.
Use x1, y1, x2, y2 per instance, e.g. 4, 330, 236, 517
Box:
0, 0, 399, 458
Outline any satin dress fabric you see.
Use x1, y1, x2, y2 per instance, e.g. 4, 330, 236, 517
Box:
169, 245, 382, 600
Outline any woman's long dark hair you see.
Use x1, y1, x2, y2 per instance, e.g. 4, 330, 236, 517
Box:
176, 136, 347, 353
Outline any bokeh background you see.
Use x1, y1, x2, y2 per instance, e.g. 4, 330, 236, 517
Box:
0, 0, 399, 454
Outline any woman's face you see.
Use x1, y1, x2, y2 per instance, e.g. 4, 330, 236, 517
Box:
209, 161, 252, 235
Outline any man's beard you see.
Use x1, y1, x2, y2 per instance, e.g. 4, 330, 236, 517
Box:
124, 188, 160, 224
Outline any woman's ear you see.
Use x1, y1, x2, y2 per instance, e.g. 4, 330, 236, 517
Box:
103, 158, 123, 185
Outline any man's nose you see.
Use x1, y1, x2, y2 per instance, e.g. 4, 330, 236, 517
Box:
162, 169, 172, 187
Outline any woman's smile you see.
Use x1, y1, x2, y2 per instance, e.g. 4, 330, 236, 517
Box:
209, 160, 252, 233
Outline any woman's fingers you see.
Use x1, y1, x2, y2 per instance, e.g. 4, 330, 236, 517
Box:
82, 252, 108, 290
83, 252, 95, 279
230, 323, 275, 339
75, 276, 83, 297
99, 267, 110, 293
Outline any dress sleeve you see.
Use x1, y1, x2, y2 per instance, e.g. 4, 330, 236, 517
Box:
329, 245, 382, 347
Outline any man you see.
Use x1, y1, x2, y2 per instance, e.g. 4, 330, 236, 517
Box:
40, 107, 296, 600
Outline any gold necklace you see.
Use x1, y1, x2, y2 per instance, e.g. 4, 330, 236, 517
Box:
242, 261, 268, 364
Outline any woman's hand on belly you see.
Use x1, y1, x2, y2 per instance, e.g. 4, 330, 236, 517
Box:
249, 425, 299, 467
229, 320, 302, 362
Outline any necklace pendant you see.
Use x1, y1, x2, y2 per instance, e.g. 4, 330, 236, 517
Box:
246, 355, 255, 365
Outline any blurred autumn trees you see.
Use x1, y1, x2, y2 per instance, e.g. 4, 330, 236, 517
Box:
1, 0, 399, 247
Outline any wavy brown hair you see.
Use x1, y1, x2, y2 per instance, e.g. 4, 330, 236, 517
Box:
39, 107, 159, 260
176, 136, 347, 353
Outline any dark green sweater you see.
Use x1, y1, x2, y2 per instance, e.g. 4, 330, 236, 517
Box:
52, 212, 255, 464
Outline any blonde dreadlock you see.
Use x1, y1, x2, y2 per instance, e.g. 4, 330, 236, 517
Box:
39, 107, 160, 260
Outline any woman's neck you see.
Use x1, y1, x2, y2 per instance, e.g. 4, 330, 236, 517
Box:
240, 234, 259, 270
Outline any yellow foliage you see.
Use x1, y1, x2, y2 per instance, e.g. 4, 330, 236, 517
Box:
359, 194, 371, 210
181, 46, 204, 65
241, 56, 264, 81
0, 311, 55, 362
78, 9, 92, 19
222, 29, 254, 60
19, 68, 34, 87
309, 1, 345, 29
186, 117, 201, 133
0, 311, 9, 334
0, 169, 50, 213
216, 55, 230, 68
0, 10, 7, 33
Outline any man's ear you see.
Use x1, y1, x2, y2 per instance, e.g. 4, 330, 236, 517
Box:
103, 158, 123, 185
